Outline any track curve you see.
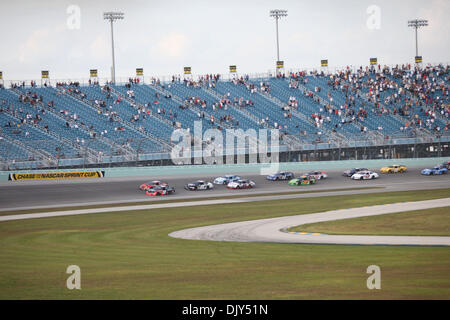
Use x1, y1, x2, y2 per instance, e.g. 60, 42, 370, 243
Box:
169, 198, 450, 246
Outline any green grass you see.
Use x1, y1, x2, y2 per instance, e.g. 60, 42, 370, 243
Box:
289, 206, 450, 236
0, 186, 382, 217
0, 188, 449, 299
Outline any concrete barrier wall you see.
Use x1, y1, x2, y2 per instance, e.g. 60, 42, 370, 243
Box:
1, 157, 449, 181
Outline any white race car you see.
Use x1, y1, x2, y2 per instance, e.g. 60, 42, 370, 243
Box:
351, 170, 379, 180
227, 179, 256, 189
214, 175, 241, 185
305, 170, 328, 180
184, 180, 214, 191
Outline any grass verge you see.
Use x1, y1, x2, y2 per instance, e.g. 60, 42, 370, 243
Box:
0, 188, 449, 299
288, 206, 450, 236
0, 186, 382, 216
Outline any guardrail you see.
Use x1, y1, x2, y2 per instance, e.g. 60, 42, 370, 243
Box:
2, 133, 448, 171
1, 157, 449, 181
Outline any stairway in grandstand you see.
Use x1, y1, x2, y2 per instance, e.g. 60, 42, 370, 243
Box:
0, 65, 447, 166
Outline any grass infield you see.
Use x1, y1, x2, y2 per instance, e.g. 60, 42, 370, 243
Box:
0, 188, 449, 299
288, 206, 450, 236
0, 186, 382, 216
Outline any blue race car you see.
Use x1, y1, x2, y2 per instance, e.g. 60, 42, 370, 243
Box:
266, 171, 295, 181
214, 175, 242, 185
421, 166, 448, 175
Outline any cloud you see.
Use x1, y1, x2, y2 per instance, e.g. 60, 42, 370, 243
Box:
418, 0, 450, 46
155, 32, 189, 58
89, 35, 109, 60
19, 28, 53, 63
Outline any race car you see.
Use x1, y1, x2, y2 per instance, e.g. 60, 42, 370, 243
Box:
288, 175, 316, 186
351, 170, 379, 180
214, 175, 241, 185
441, 161, 450, 170
184, 180, 214, 191
421, 166, 448, 175
343, 168, 368, 177
139, 180, 168, 191
266, 171, 295, 181
380, 165, 407, 174
304, 170, 328, 180
226, 179, 255, 189
145, 185, 175, 196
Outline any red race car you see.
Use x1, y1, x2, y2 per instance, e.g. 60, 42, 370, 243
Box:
145, 185, 175, 196
139, 180, 168, 191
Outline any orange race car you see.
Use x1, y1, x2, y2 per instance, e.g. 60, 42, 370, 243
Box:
139, 180, 168, 191
145, 185, 175, 196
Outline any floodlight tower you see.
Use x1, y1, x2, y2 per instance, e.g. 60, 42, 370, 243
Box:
270, 9, 288, 62
104, 11, 124, 84
408, 19, 428, 57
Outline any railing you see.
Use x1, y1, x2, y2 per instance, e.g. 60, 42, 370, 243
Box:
107, 85, 174, 149
0, 109, 73, 162
111, 85, 175, 128
9, 87, 106, 162
150, 83, 235, 131
201, 84, 307, 149
201, 85, 264, 126
1, 133, 448, 171
3, 61, 448, 90
0, 135, 50, 168
59, 87, 170, 159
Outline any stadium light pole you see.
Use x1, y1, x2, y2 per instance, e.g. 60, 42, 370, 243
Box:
270, 9, 288, 62
408, 19, 428, 57
104, 12, 124, 84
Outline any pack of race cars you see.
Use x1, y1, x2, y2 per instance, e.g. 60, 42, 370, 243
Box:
139, 180, 175, 196
421, 161, 449, 175
138, 161, 449, 196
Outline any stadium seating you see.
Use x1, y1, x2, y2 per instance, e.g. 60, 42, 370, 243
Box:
0, 64, 448, 167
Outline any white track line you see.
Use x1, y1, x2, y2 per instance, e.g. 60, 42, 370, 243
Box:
0, 199, 246, 222
2, 192, 450, 246
0, 189, 393, 221
169, 198, 450, 246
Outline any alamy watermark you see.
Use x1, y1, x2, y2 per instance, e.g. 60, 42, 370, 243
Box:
366, 5, 381, 30
66, 5, 81, 30
66, 265, 81, 290
366, 265, 381, 289
170, 121, 280, 175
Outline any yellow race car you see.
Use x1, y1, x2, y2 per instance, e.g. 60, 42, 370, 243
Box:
380, 164, 407, 174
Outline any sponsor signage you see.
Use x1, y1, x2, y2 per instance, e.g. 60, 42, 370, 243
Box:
9, 171, 105, 181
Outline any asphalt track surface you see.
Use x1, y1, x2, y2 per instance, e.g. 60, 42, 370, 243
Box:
1, 167, 450, 211
169, 198, 450, 246
0, 166, 449, 246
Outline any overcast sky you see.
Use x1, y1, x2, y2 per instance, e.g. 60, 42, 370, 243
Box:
0, 0, 449, 81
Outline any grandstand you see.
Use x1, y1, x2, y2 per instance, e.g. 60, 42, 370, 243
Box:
0, 63, 448, 170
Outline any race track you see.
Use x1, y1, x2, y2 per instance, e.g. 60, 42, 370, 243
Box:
1, 167, 450, 211
169, 198, 450, 246
1, 166, 449, 246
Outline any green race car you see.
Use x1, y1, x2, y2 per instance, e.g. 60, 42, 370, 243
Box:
288, 175, 316, 186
